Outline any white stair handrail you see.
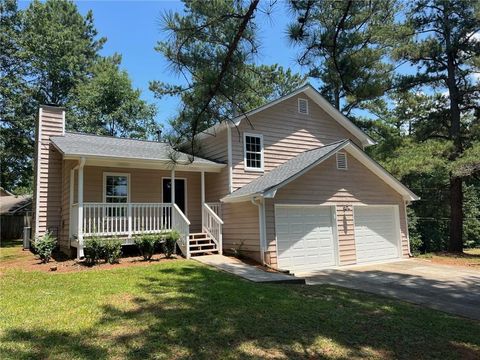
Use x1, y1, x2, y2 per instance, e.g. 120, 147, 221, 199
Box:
202, 203, 223, 254
172, 203, 191, 258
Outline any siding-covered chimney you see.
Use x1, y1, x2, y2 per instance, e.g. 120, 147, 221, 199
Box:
32, 105, 65, 241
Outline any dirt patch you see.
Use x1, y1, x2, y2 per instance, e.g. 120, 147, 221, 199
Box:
417, 251, 480, 269
0, 243, 183, 274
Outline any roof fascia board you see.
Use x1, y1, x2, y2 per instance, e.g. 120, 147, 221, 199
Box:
303, 87, 376, 147
343, 144, 419, 201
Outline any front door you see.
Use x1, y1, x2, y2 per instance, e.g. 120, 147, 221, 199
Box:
163, 178, 186, 214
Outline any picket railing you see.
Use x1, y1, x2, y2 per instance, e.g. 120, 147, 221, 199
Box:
202, 203, 223, 254
76, 203, 173, 237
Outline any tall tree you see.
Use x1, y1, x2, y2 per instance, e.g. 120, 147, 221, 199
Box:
69, 55, 157, 138
150, 0, 305, 150
287, 0, 403, 113
396, 0, 480, 252
0, 0, 33, 192
0, 0, 158, 193
21, 0, 105, 105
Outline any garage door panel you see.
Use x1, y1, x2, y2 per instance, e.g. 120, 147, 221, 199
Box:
354, 206, 400, 264
276, 206, 336, 272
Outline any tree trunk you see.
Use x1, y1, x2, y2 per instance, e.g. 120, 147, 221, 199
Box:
448, 176, 463, 252
443, 2, 464, 253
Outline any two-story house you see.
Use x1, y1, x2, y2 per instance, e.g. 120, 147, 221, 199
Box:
32, 84, 418, 273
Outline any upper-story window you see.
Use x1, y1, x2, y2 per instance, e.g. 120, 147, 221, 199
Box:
244, 133, 264, 171
298, 98, 309, 114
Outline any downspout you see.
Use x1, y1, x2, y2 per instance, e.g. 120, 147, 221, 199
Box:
404, 199, 413, 257
251, 196, 267, 265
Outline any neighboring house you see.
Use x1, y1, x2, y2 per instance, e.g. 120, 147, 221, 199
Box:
0, 191, 32, 240
32, 84, 418, 273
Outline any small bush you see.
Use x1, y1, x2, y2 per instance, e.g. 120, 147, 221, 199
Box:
163, 230, 180, 258
102, 238, 123, 264
83, 236, 103, 266
34, 231, 56, 263
134, 234, 159, 260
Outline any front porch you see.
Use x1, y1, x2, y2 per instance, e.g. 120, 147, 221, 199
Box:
67, 161, 224, 259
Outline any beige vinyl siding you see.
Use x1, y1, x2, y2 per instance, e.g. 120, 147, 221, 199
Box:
78, 166, 202, 232
198, 127, 229, 202
222, 201, 261, 262
264, 154, 409, 267
59, 160, 77, 253
33, 107, 64, 242
231, 94, 363, 190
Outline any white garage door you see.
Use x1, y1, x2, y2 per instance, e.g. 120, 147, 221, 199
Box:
275, 206, 337, 272
354, 206, 400, 264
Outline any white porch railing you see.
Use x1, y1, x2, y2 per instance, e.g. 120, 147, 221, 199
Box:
206, 202, 222, 218
81, 203, 173, 237
202, 203, 224, 254
172, 204, 190, 258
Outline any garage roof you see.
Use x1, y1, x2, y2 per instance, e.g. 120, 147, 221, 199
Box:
222, 139, 419, 202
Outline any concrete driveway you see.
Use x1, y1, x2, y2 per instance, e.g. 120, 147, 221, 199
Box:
300, 259, 480, 320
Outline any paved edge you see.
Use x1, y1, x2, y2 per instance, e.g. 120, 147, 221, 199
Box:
194, 255, 305, 284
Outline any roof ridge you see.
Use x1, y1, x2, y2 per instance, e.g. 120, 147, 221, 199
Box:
62, 131, 169, 145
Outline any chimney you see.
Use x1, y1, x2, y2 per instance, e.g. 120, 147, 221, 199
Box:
33, 105, 65, 241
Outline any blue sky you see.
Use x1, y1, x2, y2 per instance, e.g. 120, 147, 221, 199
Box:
20, 1, 308, 127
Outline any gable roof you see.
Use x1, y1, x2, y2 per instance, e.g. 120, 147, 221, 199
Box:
222, 139, 419, 203
51, 132, 224, 170
198, 84, 376, 147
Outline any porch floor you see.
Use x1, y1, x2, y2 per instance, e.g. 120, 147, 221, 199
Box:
194, 255, 304, 284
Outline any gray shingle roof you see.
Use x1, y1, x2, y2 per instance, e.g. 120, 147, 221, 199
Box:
223, 140, 348, 201
51, 132, 222, 166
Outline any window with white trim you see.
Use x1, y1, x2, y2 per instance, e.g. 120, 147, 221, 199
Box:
298, 98, 309, 114
104, 173, 129, 216
244, 133, 263, 171
336, 152, 348, 170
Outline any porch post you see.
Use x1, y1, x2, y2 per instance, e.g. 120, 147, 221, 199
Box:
171, 169, 175, 206
77, 157, 86, 259
171, 169, 175, 231
201, 171, 205, 229
69, 168, 74, 239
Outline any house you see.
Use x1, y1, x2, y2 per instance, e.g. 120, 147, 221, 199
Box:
32, 84, 418, 273
0, 191, 32, 240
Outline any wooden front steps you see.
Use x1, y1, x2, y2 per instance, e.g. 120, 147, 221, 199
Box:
189, 232, 219, 256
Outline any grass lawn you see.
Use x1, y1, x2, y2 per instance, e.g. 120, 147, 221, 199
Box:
1, 259, 479, 359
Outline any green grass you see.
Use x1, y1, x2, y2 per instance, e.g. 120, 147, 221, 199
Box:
0, 239, 24, 262
1, 261, 479, 359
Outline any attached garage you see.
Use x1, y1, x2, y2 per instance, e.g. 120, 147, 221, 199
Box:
354, 206, 401, 264
275, 205, 337, 272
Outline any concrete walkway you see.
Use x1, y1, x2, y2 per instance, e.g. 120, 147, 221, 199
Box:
299, 259, 480, 320
194, 255, 305, 284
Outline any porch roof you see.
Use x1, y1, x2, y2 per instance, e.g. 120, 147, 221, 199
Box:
51, 132, 225, 171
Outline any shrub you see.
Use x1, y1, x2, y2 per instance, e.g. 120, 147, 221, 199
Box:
163, 230, 180, 258
83, 236, 103, 265
134, 234, 159, 260
101, 238, 123, 264
34, 231, 56, 263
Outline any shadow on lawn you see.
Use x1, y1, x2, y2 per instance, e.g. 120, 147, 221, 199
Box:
2, 263, 480, 359
0, 328, 107, 359
99, 265, 480, 359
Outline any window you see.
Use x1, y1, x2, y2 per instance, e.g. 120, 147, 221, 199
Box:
298, 98, 309, 114
244, 133, 263, 171
336, 152, 348, 170
104, 173, 129, 216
